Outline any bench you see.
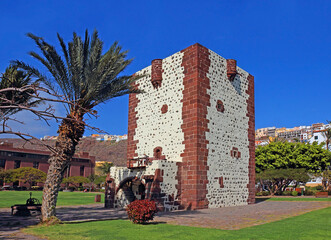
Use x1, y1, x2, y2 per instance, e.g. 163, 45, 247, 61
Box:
315, 192, 328, 198
11, 204, 41, 215
10, 192, 42, 216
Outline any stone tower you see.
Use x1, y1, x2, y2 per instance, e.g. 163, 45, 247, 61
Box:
105, 43, 255, 210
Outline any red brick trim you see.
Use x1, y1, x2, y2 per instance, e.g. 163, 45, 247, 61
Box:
227, 59, 237, 81
153, 147, 165, 159
230, 147, 241, 159
246, 74, 255, 204
127, 82, 140, 167
178, 43, 211, 210
216, 100, 225, 112
151, 59, 163, 89
150, 168, 165, 211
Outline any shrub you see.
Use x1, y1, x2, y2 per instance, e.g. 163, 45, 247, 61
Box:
305, 188, 317, 196
291, 191, 298, 196
262, 191, 270, 196
126, 199, 158, 224
316, 185, 323, 191
255, 192, 262, 196
31, 186, 42, 191
282, 191, 292, 196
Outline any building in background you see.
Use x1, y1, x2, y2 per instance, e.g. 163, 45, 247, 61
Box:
256, 123, 330, 147
0, 143, 95, 187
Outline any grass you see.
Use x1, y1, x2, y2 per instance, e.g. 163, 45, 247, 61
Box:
257, 197, 331, 202
24, 207, 331, 240
0, 191, 104, 208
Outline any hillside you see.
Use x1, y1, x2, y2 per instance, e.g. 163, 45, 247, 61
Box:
0, 138, 127, 167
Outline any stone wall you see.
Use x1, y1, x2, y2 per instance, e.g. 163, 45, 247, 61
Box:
206, 50, 251, 207
113, 43, 254, 210
133, 51, 185, 163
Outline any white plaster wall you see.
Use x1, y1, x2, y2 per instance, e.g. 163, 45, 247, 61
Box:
206, 50, 251, 207
134, 51, 185, 163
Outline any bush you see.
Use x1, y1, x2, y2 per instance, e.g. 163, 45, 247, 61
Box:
255, 191, 270, 196
282, 191, 292, 196
305, 188, 317, 196
262, 191, 270, 196
31, 186, 43, 191
316, 185, 323, 191
292, 191, 298, 196
126, 199, 158, 224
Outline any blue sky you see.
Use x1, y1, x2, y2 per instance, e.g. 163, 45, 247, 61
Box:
0, 0, 330, 138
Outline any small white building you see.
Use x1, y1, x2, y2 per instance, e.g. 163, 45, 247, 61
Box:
309, 124, 330, 149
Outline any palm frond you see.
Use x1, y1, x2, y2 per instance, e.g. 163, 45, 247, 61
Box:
0, 66, 42, 117
13, 29, 142, 116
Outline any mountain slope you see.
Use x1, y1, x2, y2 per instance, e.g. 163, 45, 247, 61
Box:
0, 138, 127, 166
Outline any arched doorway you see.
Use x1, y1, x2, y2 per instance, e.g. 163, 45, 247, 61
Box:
115, 177, 145, 208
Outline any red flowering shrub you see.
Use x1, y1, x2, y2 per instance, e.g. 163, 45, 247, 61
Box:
126, 199, 158, 224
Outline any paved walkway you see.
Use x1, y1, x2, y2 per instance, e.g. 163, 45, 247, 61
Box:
155, 201, 331, 229
1, 201, 330, 239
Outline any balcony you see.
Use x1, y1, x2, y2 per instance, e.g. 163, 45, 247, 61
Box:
127, 157, 150, 169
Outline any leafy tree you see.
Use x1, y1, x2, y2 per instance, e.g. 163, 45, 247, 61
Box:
256, 141, 331, 173
13, 30, 142, 221
11, 167, 46, 189
0, 168, 14, 184
87, 174, 106, 190
96, 162, 113, 175
62, 176, 89, 189
94, 175, 106, 186
321, 170, 331, 190
256, 168, 310, 195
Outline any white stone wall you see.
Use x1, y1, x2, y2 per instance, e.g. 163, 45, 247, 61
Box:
134, 51, 185, 163
123, 51, 185, 208
206, 50, 250, 207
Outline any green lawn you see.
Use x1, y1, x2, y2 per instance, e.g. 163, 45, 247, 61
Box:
25, 207, 331, 240
257, 197, 331, 202
0, 191, 104, 208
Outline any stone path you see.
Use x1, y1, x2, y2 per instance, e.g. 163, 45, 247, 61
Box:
1, 201, 330, 239
154, 201, 331, 230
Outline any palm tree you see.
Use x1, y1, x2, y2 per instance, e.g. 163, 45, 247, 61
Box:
13, 30, 141, 221
322, 120, 331, 151
0, 66, 41, 117
97, 162, 114, 175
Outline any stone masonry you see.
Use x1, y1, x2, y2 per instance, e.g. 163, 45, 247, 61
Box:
105, 43, 255, 211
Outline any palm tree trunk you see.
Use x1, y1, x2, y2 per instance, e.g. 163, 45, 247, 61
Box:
41, 115, 84, 222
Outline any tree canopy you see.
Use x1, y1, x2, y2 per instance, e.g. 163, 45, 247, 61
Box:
255, 141, 331, 173
13, 30, 142, 221
11, 167, 46, 189
256, 168, 310, 195
62, 176, 89, 188
0, 66, 41, 117
96, 162, 113, 175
